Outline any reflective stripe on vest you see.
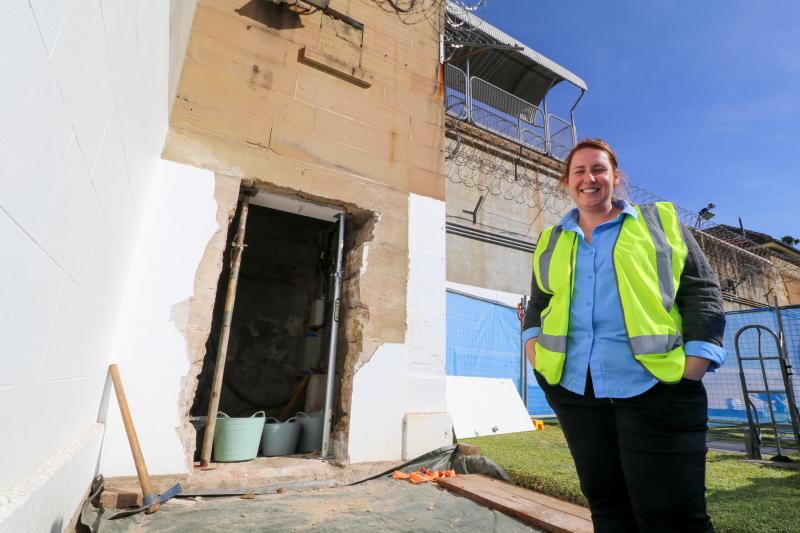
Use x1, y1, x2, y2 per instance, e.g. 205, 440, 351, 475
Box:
532, 202, 688, 384
640, 204, 676, 312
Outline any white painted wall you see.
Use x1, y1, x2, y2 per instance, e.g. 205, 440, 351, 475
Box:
348, 194, 452, 462
100, 160, 222, 478
0, 0, 197, 529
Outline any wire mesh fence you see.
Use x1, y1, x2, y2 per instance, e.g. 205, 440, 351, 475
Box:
444, 64, 468, 119
470, 77, 548, 154
708, 305, 800, 433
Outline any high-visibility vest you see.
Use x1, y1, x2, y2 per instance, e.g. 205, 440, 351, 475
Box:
532, 202, 688, 385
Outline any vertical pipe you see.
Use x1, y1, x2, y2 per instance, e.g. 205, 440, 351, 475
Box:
465, 57, 471, 123
521, 295, 528, 409
542, 94, 550, 156
569, 89, 585, 148
200, 194, 251, 467
540, 78, 557, 155
321, 213, 347, 459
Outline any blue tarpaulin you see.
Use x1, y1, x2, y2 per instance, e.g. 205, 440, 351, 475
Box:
445, 290, 554, 417
446, 289, 800, 424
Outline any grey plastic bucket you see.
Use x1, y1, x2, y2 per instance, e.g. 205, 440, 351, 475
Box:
296, 411, 324, 453
190, 416, 207, 462
261, 417, 300, 457
212, 411, 265, 462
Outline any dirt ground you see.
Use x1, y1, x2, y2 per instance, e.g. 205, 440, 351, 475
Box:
80, 477, 541, 532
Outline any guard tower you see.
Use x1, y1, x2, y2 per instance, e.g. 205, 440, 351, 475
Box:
443, 4, 587, 295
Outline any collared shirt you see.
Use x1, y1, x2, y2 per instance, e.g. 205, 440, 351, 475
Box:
523, 200, 726, 398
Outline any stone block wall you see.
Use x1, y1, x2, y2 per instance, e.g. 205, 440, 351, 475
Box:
158, 0, 448, 463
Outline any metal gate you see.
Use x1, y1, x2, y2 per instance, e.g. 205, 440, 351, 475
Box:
734, 324, 800, 460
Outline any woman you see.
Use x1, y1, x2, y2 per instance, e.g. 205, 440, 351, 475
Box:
523, 138, 725, 532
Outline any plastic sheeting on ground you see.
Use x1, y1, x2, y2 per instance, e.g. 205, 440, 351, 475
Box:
79, 477, 538, 532
80, 446, 524, 532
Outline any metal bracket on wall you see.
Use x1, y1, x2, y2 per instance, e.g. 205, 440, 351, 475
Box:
462, 195, 485, 225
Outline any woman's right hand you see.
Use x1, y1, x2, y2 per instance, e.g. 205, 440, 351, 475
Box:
525, 338, 537, 368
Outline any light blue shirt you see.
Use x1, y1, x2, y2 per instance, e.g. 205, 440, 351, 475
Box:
524, 200, 726, 398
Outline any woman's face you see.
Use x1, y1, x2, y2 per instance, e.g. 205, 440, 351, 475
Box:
566, 148, 619, 213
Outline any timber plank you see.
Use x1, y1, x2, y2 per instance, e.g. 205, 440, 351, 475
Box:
437, 474, 592, 533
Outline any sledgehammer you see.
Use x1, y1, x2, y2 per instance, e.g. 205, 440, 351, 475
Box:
108, 364, 182, 519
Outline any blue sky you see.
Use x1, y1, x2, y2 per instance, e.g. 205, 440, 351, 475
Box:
478, 0, 799, 239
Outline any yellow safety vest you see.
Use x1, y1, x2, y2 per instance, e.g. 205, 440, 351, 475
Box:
532, 202, 688, 385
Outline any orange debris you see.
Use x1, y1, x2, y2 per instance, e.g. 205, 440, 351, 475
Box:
392, 468, 457, 485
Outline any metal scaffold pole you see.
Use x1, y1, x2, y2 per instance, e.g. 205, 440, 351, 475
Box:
200, 193, 251, 467
321, 213, 347, 459
519, 295, 528, 408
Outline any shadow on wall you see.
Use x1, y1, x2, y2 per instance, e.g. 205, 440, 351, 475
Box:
235, 0, 304, 30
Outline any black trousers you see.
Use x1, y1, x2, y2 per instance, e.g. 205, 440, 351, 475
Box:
535, 371, 714, 533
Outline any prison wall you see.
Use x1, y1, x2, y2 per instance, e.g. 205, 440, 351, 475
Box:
0, 1, 198, 530
445, 129, 568, 295
693, 230, 792, 311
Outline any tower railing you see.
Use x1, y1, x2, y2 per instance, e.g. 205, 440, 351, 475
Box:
444, 64, 574, 162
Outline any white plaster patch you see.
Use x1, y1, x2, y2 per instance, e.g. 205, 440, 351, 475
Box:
347, 343, 406, 462
0, 423, 103, 532
402, 412, 452, 460
359, 243, 369, 276
102, 160, 219, 477
406, 194, 446, 373
347, 195, 451, 463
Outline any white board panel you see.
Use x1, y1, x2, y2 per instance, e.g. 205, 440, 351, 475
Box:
251, 190, 344, 222
446, 376, 535, 439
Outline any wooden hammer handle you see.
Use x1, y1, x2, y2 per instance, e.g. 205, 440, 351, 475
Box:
109, 364, 160, 514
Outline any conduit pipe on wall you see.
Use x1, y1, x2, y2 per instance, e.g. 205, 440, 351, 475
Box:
200, 193, 252, 467
321, 212, 348, 459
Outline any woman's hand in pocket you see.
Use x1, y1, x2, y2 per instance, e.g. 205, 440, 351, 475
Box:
525, 338, 537, 368
683, 356, 710, 381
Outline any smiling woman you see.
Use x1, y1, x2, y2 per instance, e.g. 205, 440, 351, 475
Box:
560, 140, 622, 242
522, 138, 727, 532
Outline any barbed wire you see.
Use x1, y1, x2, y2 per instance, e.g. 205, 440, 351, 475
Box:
371, 0, 486, 32
445, 117, 800, 297
445, 119, 572, 220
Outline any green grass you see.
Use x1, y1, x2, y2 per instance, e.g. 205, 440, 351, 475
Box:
464, 426, 800, 533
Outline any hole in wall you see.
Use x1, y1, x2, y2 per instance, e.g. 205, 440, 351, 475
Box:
185, 188, 376, 465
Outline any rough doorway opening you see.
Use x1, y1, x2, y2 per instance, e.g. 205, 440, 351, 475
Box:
189, 190, 373, 466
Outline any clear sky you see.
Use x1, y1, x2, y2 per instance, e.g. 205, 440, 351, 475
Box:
476, 0, 799, 239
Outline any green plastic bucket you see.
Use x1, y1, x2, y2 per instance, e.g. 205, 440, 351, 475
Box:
212, 411, 265, 462
261, 417, 300, 456
296, 411, 324, 453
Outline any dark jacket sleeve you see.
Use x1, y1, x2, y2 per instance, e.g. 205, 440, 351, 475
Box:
675, 225, 726, 346
523, 264, 552, 332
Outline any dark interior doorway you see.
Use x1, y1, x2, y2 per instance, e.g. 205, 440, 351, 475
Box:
191, 201, 341, 457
